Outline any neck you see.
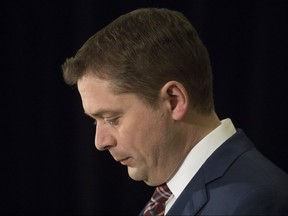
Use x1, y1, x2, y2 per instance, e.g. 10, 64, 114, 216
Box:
184, 110, 221, 153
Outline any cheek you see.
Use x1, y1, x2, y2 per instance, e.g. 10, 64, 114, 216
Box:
119, 115, 156, 148
121, 117, 154, 145
130, 115, 168, 154
119, 107, 171, 158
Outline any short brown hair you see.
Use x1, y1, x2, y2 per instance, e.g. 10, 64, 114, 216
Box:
62, 8, 214, 113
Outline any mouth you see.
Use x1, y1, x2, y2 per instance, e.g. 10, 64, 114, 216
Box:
118, 157, 131, 165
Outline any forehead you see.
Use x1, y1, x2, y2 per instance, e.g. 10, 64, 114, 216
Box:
77, 73, 112, 96
77, 73, 135, 116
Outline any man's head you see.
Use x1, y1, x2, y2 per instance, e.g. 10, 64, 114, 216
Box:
62, 7, 214, 114
62, 8, 218, 186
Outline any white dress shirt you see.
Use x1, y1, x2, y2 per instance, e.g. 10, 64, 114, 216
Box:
165, 118, 236, 214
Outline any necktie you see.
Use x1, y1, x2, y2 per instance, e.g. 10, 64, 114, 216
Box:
143, 183, 172, 216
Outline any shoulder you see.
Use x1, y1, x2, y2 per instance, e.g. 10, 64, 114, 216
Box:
230, 185, 288, 215
198, 181, 288, 215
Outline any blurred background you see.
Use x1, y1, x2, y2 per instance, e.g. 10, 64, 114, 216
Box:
1, 0, 288, 215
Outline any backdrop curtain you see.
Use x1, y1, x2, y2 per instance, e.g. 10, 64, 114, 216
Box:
2, 0, 287, 214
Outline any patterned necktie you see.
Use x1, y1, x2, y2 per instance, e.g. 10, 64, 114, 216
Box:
143, 184, 172, 216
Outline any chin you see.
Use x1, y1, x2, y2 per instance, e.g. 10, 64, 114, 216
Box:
127, 167, 165, 186
127, 167, 146, 182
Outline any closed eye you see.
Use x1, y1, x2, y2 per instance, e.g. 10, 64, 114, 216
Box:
104, 116, 120, 126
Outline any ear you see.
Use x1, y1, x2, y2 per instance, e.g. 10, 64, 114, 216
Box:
160, 81, 189, 120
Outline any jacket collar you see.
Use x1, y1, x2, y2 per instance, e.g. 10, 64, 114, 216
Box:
167, 129, 254, 215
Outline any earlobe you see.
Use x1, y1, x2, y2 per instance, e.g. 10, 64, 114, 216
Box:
160, 81, 189, 120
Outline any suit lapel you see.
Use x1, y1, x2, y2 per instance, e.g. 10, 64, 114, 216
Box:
167, 129, 254, 215
166, 168, 208, 215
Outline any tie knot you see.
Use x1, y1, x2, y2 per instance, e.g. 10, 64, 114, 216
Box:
143, 183, 172, 216
151, 184, 172, 203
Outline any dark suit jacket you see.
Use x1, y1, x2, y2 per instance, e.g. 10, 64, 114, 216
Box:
140, 129, 288, 215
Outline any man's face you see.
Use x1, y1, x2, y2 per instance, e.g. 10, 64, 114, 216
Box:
77, 73, 183, 186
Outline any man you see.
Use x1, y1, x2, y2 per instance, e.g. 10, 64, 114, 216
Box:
62, 7, 288, 215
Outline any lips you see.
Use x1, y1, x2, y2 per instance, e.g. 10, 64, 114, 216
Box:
112, 153, 131, 165
118, 157, 130, 165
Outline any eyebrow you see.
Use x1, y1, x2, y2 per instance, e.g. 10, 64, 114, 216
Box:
85, 109, 120, 118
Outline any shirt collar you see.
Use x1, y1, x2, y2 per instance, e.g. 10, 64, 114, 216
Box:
167, 118, 236, 199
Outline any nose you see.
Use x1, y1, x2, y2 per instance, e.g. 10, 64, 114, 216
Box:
94, 123, 117, 151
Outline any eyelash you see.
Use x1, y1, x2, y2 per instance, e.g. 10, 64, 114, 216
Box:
93, 117, 120, 126
104, 117, 120, 126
